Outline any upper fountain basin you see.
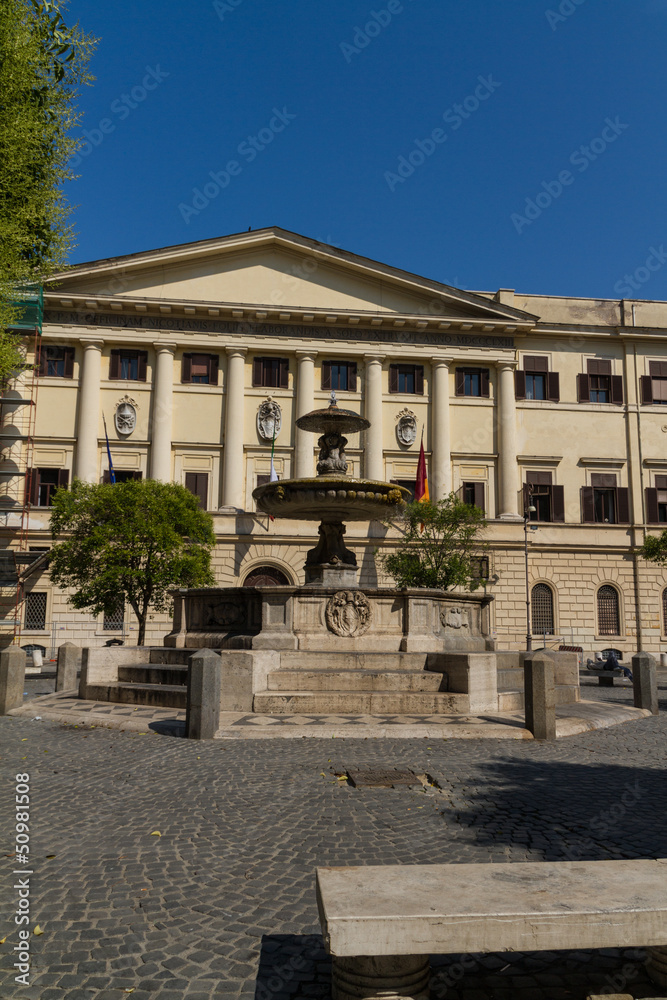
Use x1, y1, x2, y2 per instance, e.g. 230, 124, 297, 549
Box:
252, 477, 410, 521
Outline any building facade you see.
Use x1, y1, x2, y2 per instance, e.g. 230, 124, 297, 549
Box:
4, 227, 667, 655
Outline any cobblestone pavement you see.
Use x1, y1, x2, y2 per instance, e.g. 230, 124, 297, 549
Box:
1, 680, 666, 999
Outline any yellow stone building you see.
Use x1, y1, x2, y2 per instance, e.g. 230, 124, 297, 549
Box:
5, 227, 667, 656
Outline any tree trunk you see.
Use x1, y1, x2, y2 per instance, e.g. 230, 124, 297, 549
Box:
137, 615, 146, 646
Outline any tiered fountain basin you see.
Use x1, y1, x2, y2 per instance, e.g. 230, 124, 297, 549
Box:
253, 477, 408, 521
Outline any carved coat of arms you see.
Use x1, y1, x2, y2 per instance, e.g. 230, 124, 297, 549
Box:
325, 590, 372, 637
257, 398, 282, 441
114, 397, 137, 436
442, 606, 469, 630
396, 408, 417, 447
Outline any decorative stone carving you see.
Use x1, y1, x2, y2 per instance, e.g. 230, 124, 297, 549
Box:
441, 606, 469, 630
257, 398, 282, 441
114, 396, 137, 436
326, 590, 372, 637
317, 431, 348, 474
204, 599, 246, 627
396, 408, 417, 447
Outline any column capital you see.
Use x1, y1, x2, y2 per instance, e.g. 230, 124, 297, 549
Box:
225, 345, 248, 358
364, 353, 385, 364
79, 337, 104, 349
295, 350, 318, 361
430, 356, 452, 368
153, 341, 177, 354
497, 360, 518, 372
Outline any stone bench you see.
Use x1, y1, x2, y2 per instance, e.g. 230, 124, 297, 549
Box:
316, 860, 667, 1000
583, 667, 625, 686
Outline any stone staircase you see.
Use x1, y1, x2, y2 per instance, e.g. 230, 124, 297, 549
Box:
84, 649, 189, 710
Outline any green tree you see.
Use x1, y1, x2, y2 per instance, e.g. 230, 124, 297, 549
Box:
49, 479, 216, 645
383, 493, 487, 591
0, 0, 95, 378
639, 532, 667, 566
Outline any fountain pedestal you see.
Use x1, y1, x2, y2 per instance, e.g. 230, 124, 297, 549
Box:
304, 520, 358, 587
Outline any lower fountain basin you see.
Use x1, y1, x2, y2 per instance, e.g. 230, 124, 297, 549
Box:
253, 477, 410, 521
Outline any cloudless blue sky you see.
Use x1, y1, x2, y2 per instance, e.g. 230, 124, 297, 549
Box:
65, 0, 667, 300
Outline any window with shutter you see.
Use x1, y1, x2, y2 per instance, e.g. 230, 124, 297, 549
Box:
462, 481, 485, 513
191, 354, 211, 384
33, 468, 68, 506
322, 361, 357, 391
455, 368, 489, 397
645, 361, 667, 403
647, 478, 667, 522
252, 358, 289, 388
388, 364, 423, 394
39, 346, 74, 378
185, 472, 208, 508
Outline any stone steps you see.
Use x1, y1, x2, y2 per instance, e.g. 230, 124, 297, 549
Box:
278, 651, 430, 671
498, 684, 581, 712
253, 690, 469, 715
85, 681, 187, 709
266, 669, 447, 693
118, 664, 188, 686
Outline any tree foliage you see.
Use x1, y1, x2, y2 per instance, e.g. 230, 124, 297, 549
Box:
383, 494, 487, 591
638, 532, 667, 565
49, 480, 216, 645
0, 0, 95, 373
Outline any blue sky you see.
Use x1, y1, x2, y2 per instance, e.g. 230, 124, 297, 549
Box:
65, 0, 667, 300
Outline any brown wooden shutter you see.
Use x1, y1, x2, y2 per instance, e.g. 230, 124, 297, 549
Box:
473, 481, 485, 512
109, 350, 121, 380
57, 469, 69, 489
587, 359, 612, 375
552, 485, 565, 522
547, 371, 560, 402
454, 369, 465, 396
321, 362, 331, 391
279, 359, 289, 389
616, 487, 630, 523
35, 344, 45, 377
640, 375, 654, 404
581, 486, 595, 523
181, 354, 192, 383
514, 370, 526, 399
649, 361, 667, 377
185, 472, 208, 508
26, 469, 38, 505
526, 470, 552, 485
209, 355, 219, 386
137, 351, 148, 381
252, 357, 263, 386
524, 355, 549, 372
656, 475, 667, 489
64, 347, 75, 378
414, 366, 424, 395
577, 373, 590, 402
610, 374, 624, 404
389, 364, 399, 393
348, 362, 357, 392
646, 488, 660, 523
480, 369, 490, 398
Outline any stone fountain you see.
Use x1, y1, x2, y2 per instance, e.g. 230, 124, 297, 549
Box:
253, 392, 410, 587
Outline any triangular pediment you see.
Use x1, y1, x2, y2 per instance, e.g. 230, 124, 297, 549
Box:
48, 228, 537, 326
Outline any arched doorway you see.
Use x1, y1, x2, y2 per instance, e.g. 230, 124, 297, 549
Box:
243, 565, 291, 587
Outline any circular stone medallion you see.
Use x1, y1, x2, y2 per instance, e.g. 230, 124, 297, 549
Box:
325, 590, 373, 637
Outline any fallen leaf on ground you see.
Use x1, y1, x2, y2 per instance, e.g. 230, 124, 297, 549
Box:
150, 831, 161, 837
33, 926, 44, 936
0, 936, 6, 944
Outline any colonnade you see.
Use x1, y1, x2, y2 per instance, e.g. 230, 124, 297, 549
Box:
73, 340, 520, 516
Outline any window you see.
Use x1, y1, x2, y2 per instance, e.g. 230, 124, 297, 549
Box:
24, 592, 47, 630
28, 468, 69, 506
581, 474, 630, 524
103, 606, 124, 631
662, 588, 667, 634
524, 473, 564, 523
515, 356, 560, 402
455, 367, 490, 398
243, 566, 291, 586
470, 556, 490, 582
37, 345, 74, 378
322, 361, 357, 392
185, 472, 209, 508
462, 481, 485, 513
252, 357, 289, 389
597, 585, 621, 636
640, 361, 667, 404
577, 359, 623, 404
102, 470, 142, 484
390, 479, 415, 501
109, 349, 147, 381
645, 475, 667, 523
181, 353, 219, 385
389, 364, 424, 395
531, 583, 554, 635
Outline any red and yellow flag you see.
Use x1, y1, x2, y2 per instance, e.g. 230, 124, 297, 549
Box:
415, 431, 429, 503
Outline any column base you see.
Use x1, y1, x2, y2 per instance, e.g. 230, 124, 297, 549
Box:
647, 945, 667, 987
332, 955, 430, 1000
498, 513, 523, 522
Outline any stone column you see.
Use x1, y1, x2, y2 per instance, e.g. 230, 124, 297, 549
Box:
364, 355, 384, 482
221, 347, 247, 510
497, 361, 520, 518
524, 650, 556, 740
75, 339, 103, 483
150, 343, 176, 482
295, 350, 317, 479
431, 358, 451, 500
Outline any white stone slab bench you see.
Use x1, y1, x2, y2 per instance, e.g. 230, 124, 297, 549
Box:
316, 860, 667, 1000
583, 667, 625, 686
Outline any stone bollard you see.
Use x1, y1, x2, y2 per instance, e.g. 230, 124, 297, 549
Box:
0, 646, 27, 714
632, 652, 659, 715
186, 649, 222, 740
56, 641, 79, 692
523, 650, 556, 740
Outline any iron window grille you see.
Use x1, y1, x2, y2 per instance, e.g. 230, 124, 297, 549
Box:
24, 592, 47, 630
663, 588, 667, 635
597, 585, 621, 636
103, 606, 124, 631
531, 583, 555, 635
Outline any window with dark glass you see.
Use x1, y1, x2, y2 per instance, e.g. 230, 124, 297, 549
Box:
455, 367, 490, 398
644, 474, 667, 523
185, 472, 208, 508
102, 470, 142, 484
252, 357, 289, 389
462, 481, 485, 513
640, 361, 667, 404
28, 468, 69, 507
322, 361, 357, 392
37, 345, 74, 378
388, 364, 424, 395
182, 353, 219, 385
578, 359, 623, 404
515, 356, 560, 402
109, 349, 147, 381
597, 585, 620, 636
524, 472, 564, 523
581, 474, 629, 524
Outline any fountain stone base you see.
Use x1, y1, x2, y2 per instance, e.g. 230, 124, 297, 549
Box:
304, 520, 359, 588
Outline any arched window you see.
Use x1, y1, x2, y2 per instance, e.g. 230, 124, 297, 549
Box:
531, 583, 554, 636
662, 588, 667, 634
243, 565, 291, 587
597, 585, 620, 636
